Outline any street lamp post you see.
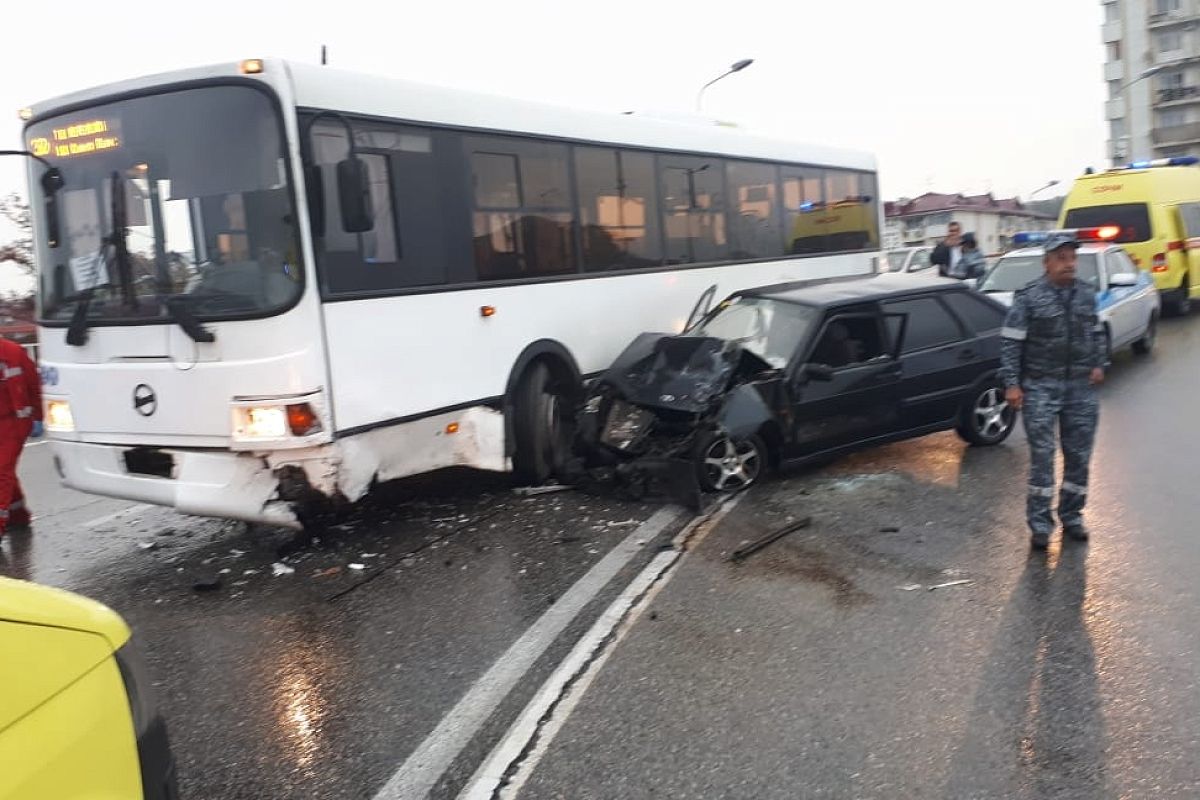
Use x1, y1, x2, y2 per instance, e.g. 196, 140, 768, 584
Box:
696, 59, 754, 112
1112, 60, 1191, 162
1028, 180, 1059, 199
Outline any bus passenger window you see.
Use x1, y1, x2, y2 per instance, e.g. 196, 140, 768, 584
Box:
574, 148, 663, 272
659, 156, 727, 265
726, 161, 784, 259
468, 136, 575, 280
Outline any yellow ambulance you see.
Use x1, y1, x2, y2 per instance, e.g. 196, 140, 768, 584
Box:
1059, 156, 1200, 315
0, 577, 178, 799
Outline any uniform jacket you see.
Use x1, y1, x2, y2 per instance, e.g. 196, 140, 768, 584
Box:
0, 338, 42, 423
999, 276, 1105, 387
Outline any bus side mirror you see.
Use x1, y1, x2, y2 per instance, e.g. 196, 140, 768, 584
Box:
337, 157, 374, 233
41, 167, 64, 249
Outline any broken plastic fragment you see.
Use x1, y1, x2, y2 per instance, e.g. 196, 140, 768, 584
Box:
271, 562, 295, 576
928, 579, 972, 591
348, 563, 366, 571
513, 484, 572, 497
899, 584, 923, 592
137, 541, 158, 551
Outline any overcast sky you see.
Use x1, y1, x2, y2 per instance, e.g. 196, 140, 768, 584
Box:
0, 0, 1105, 288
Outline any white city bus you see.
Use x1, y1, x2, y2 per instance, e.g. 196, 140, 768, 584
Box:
22, 59, 881, 527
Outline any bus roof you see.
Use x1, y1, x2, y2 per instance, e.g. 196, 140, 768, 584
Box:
25, 59, 877, 172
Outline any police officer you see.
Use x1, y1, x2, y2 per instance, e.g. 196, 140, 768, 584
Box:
0, 336, 42, 539
999, 231, 1106, 550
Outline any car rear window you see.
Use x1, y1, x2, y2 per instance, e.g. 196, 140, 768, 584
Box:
1062, 203, 1152, 243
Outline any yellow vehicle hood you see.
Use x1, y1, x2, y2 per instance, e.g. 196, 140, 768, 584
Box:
0, 578, 130, 650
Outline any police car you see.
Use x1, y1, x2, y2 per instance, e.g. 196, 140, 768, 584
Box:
978, 227, 1161, 360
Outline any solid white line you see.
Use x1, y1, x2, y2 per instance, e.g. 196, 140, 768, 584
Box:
460, 495, 744, 800
25, 440, 47, 448
371, 506, 686, 800
82, 503, 153, 530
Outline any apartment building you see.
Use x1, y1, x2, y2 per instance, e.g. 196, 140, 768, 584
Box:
1104, 0, 1200, 164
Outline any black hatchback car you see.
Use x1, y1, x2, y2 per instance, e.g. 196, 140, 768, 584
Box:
579, 272, 1015, 493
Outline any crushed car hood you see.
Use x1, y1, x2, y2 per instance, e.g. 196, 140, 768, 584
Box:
600, 333, 772, 413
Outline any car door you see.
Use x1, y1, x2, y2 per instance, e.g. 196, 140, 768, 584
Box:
1106, 247, 1149, 348
881, 294, 972, 430
908, 247, 934, 273
786, 308, 902, 458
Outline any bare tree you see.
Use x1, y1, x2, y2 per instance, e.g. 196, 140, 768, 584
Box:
0, 193, 33, 276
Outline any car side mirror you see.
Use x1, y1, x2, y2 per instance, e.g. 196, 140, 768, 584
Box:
337, 157, 375, 233
1108, 272, 1138, 287
802, 363, 835, 383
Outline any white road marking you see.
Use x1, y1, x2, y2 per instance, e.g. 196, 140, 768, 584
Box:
371, 506, 686, 800
82, 503, 154, 530
461, 495, 743, 800
25, 440, 47, 448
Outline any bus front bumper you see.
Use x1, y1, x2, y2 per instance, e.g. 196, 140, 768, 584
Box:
50, 440, 300, 528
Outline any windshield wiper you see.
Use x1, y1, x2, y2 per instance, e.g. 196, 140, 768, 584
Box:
164, 295, 216, 343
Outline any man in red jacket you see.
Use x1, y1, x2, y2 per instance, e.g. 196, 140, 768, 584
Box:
0, 337, 42, 538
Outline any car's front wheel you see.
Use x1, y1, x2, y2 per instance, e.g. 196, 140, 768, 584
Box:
695, 432, 766, 493
1132, 312, 1158, 355
956, 383, 1016, 446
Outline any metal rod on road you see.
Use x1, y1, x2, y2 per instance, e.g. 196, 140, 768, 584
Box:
728, 517, 812, 562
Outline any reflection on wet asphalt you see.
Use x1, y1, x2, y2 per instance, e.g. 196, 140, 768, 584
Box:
4, 317, 1200, 799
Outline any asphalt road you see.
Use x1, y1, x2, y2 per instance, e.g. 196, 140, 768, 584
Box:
3, 314, 1198, 799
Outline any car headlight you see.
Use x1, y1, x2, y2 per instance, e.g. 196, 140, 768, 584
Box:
601, 400, 654, 450
45, 398, 74, 432
231, 401, 323, 443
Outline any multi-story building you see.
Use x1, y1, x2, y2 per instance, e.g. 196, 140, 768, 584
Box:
1104, 0, 1200, 164
884, 193, 1055, 254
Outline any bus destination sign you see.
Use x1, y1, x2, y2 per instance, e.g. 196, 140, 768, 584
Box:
28, 118, 122, 159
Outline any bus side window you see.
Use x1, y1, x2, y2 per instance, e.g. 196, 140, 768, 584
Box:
659, 155, 727, 265
726, 160, 784, 260
574, 147, 663, 272
310, 117, 455, 295
466, 136, 575, 281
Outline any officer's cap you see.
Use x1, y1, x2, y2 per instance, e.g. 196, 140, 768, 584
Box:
1043, 232, 1080, 253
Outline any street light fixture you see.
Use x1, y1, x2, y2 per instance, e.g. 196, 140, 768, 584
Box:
696, 59, 754, 112
1029, 180, 1059, 199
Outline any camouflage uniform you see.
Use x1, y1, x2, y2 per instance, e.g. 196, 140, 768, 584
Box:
1000, 276, 1105, 538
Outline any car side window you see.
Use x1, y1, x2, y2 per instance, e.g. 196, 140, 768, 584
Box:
882, 297, 965, 353
809, 315, 887, 369
910, 248, 933, 271
1110, 249, 1137, 277
941, 292, 1004, 335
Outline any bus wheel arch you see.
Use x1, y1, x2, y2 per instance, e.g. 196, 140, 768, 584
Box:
505, 341, 583, 484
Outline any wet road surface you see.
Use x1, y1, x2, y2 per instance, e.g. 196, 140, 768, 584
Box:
514, 315, 1200, 799
3, 315, 1199, 799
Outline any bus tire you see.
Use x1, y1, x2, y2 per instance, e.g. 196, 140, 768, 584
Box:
511, 362, 573, 485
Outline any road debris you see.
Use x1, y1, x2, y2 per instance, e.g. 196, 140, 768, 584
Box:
880, 526, 901, 533
513, 484, 572, 497
898, 584, 923, 592
137, 541, 159, 551
607, 519, 639, 528
728, 517, 813, 563
192, 576, 223, 592
313, 567, 342, 578
271, 562, 295, 576
348, 563, 366, 571
928, 579, 972, 591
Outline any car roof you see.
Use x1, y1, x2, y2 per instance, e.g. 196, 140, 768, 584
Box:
741, 271, 965, 308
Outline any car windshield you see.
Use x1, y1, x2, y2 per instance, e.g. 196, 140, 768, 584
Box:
691, 297, 820, 368
26, 85, 302, 323
885, 251, 909, 271
980, 253, 1100, 292
1062, 203, 1152, 243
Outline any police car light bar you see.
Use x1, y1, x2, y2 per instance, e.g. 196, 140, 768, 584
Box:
1011, 227, 1120, 246
1107, 156, 1199, 172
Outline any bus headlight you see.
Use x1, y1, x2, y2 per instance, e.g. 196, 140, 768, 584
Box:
45, 399, 74, 432
231, 401, 324, 442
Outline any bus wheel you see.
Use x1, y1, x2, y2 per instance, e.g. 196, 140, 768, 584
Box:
512, 362, 574, 485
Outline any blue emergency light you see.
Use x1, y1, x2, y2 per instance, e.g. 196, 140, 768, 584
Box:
1112, 156, 1199, 171
1012, 231, 1049, 246
1012, 227, 1121, 247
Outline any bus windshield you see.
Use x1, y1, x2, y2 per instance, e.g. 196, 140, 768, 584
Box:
27, 85, 302, 323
